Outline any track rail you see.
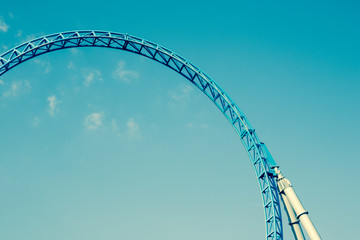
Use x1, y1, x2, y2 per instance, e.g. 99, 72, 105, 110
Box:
0, 30, 283, 239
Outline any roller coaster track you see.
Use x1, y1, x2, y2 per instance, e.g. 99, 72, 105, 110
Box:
0, 30, 283, 239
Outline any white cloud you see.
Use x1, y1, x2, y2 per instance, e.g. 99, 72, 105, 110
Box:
3, 80, 31, 98
15, 30, 22, 37
1, 45, 9, 51
82, 69, 102, 87
113, 60, 139, 82
127, 118, 141, 139
8, 12, 14, 19
32, 117, 41, 127
84, 112, 103, 130
0, 17, 9, 32
47, 95, 61, 116
111, 118, 119, 132
169, 84, 193, 104
67, 61, 75, 70
69, 48, 79, 54
83, 116, 141, 138
111, 118, 121, 137
24, 34, 37, 42
0, 80, 4, 85
33, 59, 52, 74
110, 118, 142, 139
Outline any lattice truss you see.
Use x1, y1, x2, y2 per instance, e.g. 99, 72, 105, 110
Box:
0, 30, 283, 239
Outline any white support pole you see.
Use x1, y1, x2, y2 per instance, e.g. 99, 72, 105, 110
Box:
274, 168, 322, 240
279, 191, 305, 240
283, 187, 321, 240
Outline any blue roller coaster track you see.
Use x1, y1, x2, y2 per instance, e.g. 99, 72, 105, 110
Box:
0, 30, 283, 239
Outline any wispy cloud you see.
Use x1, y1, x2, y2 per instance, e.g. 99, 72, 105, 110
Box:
111, 118, 121, 137
1, 45, 9, 51
83, 112, 142, 138
3, 80, 31, 98
169, 84, 193, 102
15, 30, 22, 37
126, 118, 141, 139
0, 17, 9, 32
84, 112, 103, 130
67, 61, 75, 70
33, 59, 52, 74
69, 48, 79, 54
32, 117, 41, 127
47, 95, 61, 116
113, 60, 139, 82
168, 84, 194, 110
82, 69, 102, 87
110, 117, 142, 139
23, 34, 37, 42
186, 122, 209, 130
0, 80, 4, 85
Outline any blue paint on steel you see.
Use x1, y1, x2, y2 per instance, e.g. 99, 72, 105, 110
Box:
261, 143, 279, 169
0, 30, 283, 239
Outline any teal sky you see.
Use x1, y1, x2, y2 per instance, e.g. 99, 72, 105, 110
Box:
0, 1, 359, 239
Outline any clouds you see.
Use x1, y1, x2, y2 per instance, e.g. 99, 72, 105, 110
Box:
111, 118, 120, 136
126, 118, 141, 139
67, 61, 75, 70
168, 84, 194, 110
84, 112, 104, 130
169, 84, 193, 103
80, 60, 138, 86
85, 113, 142, 139
65, 60, 137, 88
82, 68, 103, 87
113, 60, 139, 82
0, 17, 9, 32
33, 59, 52, 74
32, 117, 41, 127
66, 61, 103, 87
47, 95, 61, 116
111, 117, 142, 139
186, 122, 209, 130
15, 30, 22, 37
2, 80, 31, 98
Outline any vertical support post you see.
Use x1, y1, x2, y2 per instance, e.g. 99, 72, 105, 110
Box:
279, 191, 305, 240
274, 168, 322, 240
283, 187, 321, 240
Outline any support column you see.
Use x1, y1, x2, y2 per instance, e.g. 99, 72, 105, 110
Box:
279, 191, 305, 240
274, 168, 322, 240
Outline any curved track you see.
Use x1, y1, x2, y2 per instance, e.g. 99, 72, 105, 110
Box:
0, 30, 283, 239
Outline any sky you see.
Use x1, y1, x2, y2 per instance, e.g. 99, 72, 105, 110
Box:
0, 1, 359, 239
